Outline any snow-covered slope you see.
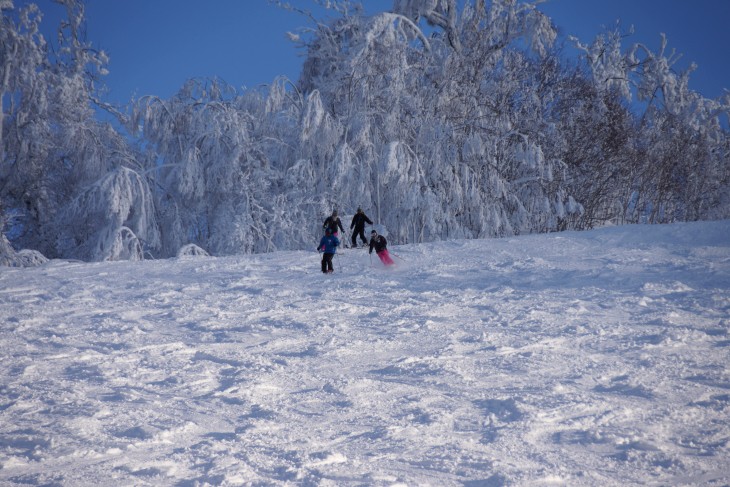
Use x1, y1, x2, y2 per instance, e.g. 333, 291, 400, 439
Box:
1, 221, 729, 486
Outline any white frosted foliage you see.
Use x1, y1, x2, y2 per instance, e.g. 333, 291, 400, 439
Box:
1, 0, 728, 262
57, 167, 159, 261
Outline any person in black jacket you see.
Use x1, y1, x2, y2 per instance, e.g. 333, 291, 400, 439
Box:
323, 210, 345, 237
369, 229, 394, 266
349, 207, 373, 248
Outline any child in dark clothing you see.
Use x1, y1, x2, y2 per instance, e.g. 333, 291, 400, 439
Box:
323, 210, 345, 237
368, 230, 394, 266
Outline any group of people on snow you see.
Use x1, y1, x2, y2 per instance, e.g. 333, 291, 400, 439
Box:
317, 208, 393, 273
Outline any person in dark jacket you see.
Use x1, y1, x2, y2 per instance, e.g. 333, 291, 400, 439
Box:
350, 207, 373, 248
323, 210, 345, 237
318, 228, 340, 273
369, 229, 394, 266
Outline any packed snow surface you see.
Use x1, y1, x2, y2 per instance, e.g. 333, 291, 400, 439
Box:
1, 221, 729, 486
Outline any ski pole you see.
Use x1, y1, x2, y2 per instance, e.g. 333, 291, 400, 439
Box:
390, 250, 406, 262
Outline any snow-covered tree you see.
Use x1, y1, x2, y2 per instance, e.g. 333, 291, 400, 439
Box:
1, 0, 156, 262
572, 24, 730, 224
132, 78, 312, 255
291, 0, 577, 243
3, 0, 727, 262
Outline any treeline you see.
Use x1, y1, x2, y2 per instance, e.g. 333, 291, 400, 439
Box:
1, 0, 728, 263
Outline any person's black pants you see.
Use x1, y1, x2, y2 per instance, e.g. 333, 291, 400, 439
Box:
351, 228, 368, 247
321, 253, 334, 273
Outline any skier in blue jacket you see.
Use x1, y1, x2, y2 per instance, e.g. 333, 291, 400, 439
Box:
317, 228, 340, 273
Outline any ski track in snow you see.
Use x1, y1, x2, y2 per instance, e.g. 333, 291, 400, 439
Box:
0, 221, 729, 486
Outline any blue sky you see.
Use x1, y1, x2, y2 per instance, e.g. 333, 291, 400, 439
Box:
24, 0, 730, 105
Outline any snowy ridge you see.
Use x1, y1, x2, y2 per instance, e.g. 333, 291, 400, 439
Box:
1, 221, 729, 485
